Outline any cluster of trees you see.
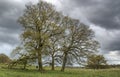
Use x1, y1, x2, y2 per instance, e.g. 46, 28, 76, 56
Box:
86, 54, 107, 69
109, 64, 120, 68
10, 1, 100, 72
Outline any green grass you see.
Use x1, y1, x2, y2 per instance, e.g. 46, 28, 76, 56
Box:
0, 67, 120, 77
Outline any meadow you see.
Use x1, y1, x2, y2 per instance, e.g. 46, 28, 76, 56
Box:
0, 66, 120, 77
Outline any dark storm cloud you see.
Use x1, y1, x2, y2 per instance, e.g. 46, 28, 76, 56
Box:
55, 0, 120, 54
0, 17, 21, 32
92, 26, 120, 54
0, 0, 24, 46
0, 33, 19, 45
0, 0, 38, 55
0, 0, 24, 30
60, 0, 120, 29
0, 0, 13, 16
106, 35, 120, 51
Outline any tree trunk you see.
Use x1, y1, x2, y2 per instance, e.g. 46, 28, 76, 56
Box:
37, 51, 43, 71
23, 60, 27, 70
51, 55, 55, 70
61, 52, 67, 72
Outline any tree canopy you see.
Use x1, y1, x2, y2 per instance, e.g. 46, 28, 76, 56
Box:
11, 0, 100, 72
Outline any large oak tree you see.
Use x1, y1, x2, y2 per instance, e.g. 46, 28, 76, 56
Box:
18, 1, 63, 71
60, 16, 99, 71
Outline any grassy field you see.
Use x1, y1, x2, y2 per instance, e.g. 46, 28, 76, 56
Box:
0, 67, 120, 77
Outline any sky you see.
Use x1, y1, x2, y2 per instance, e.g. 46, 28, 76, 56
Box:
0, 0, 120, 64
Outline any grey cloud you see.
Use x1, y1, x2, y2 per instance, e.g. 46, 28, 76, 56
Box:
55, 0, 120, 54
91, 25, 120, 54
0, 17, 22, 32
0, 34, 19, 45
106, 35, 120, 51
59, 0, 120, 29
0, 0, 13, 15
0, 0, 24, 46
0, 0, 24, 30
0, 0, 24, 16
0, 0, 39, 55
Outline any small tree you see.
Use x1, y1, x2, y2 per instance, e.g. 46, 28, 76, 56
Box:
87, 54, 107, 69
0, 53, 11, 64
10, 46, 36, 69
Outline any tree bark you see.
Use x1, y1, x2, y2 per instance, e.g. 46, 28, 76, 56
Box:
51, 55, 55, 70
37, 50, 43, 71
23, 60, 27, 70
61, 52, 67, 72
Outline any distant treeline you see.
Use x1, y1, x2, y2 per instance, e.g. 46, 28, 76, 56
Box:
86, 64, 120, 69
